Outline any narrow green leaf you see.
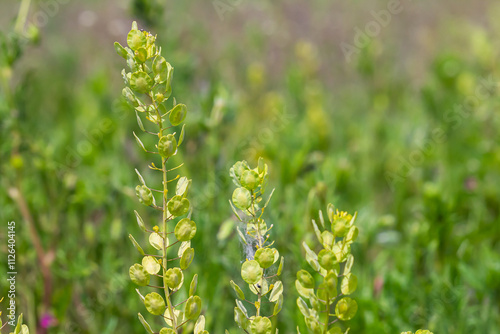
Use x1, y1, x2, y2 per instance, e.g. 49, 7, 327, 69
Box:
169, 103, 187, 126
296, 297, 310, 317
178, 124, 186, 146
136, 289, 145, 302
133, 132, 147, 152
230, 280, 245, 300
194, 315, 206, 334
236, 226, 247, 245
14, 313, 23, 334
235, 299, 248, 317
277, 256, 284, 276
273, 294, 283, 315
318, 209, 325, 229
189, 274, 198, 296
129, 234, 145, 255
114, 42, 128, 59
135, 168, 146, 185
137, 313, 154, 334
269, 280, 283, 302
135, 111, 145, 131
229, 200, 243, 222
134, 210, 147, 232
263, 188, 275, 209
311, 219, 323, 244
302, 241, 320, 272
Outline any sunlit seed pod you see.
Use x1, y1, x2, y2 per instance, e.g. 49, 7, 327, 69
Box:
122, 87, 139, 107
175, 218, 197, 241
230, 161, 249, 184
127, 29, 147, 51
297, 270, 315, 289
241, 260, 263, 284
234, 306, 251, 331
180, 247, 194, 270
328, 326, 343, 334
323, 272, 337, 296
167, 195, 190, 217
332, 217, 349, 237
144, 292, 166, 315
321, 231, 334, 249
250, 316, 272, 334
176, 177, 191, 196
130, 71, 153, 94
129, 264, 150, 286
341, 273, 358, 295
232, 187, 252, 210
114, 42, 128, 59
142, 256, 161, 275
240, 169, 260, 191
155, 92, 165, 103
169, 103, 187, 126
165, 267, 183, 290
185, 295, 202, 320
269, 280, 283, 303
136, 185, 153, 206
254, 248, 275, 269
295, 279, 314, 299
346, 225, 359, 244
318, 248, 336, 270
250, 278, 268, 295
331, 242, 350, 263
335, 297, 357, 321
149, 232, 165, 250
194, 315, 206, 334
305, 316, 322, 334
135, 47, 148, 63
158, 134, 177, 159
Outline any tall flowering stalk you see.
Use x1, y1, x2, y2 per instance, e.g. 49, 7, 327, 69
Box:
115, 22, 208, 334
228, 159, 284, 334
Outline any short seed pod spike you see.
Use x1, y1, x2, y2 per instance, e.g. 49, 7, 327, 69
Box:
229, 159, 284, 327
296, 203, 359, 333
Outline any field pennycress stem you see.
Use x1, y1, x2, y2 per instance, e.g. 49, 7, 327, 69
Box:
115, 21, 209, 334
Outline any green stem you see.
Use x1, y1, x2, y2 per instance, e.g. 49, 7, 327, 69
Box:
251, 190, 264, 317
14, 0, 31, 34
324, 294, 329, 333
156, 99, 177, 332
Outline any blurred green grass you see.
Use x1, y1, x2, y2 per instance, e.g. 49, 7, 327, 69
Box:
1, 0, 500, 333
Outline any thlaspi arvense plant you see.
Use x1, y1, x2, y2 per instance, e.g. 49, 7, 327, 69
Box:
115, 22, 208, 334
295, 205, 434, 334
227, 159, 284, 334
296, 205, 359, 334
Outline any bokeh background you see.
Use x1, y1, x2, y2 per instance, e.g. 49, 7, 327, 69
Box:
1, 0, 500, 333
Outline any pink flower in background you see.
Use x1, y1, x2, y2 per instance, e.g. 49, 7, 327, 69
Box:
40, 313, 56, 328
374, 275, 384, 297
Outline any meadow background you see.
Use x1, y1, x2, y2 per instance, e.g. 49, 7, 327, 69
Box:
1, 0, 500, 333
